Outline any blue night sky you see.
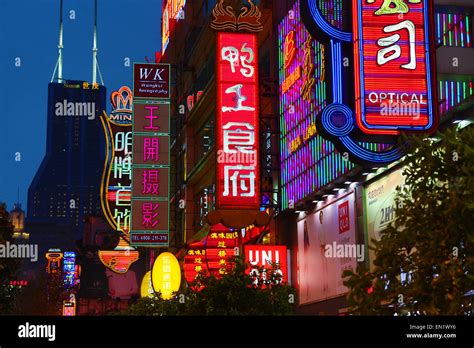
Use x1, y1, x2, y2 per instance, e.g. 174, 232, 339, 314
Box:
0, 0, 162, 213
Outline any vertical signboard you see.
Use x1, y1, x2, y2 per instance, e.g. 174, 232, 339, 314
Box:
216, 32, 260, 210
353, 0, 437, 135
131, 64, 171, 247
296, 192, 357, 304
99, 86, 139, 273
184, 242, 208, 286
205, 224, 239, 277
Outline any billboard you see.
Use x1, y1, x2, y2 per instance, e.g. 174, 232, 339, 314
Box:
296, 192, 357, 305
216, 32, 260, 210
353, 0, 437, 135
131, 64, 171, 247
244, 245, 288, 285
364, 167, 406, 268
99, 86, 139, 273
299, 0, 438, 166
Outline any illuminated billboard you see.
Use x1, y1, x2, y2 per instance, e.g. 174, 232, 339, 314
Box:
216, 32, 260, 210
364, 168, 406, 269
99, 86, 139, 273
131, 63, 171, 247
299, 0, 438, 165
244, 245, 288, 285
297, 192, 357, 304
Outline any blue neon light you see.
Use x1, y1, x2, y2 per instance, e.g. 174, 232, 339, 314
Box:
306, 0, 352, 42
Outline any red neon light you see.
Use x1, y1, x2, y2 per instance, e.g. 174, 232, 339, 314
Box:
216, 32, 260, 209
353, 0, 437, 135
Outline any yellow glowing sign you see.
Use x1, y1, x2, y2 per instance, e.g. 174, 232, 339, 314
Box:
140, 271, 155, 298
151, 252, 181, 300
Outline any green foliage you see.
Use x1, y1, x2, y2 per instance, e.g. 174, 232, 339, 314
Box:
119, 256, 296, 316
343, 126, 474, 315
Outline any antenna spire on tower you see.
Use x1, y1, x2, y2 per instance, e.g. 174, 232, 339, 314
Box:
51, 0, 64, 83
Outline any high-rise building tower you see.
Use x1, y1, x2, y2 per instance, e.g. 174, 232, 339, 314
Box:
27, 0, 106, 254
27, 82, 106, 250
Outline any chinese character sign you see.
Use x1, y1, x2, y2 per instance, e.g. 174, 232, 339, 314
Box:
216, 32, 260, 209
353, 0, 437, 135
184, 242, 208, 289
131, 97, 171, 246
151, 252, 181, 300
205, 224, 239, 278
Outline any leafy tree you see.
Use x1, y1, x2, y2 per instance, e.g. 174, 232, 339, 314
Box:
118, 256, 296, 316
343, 126, 474, 315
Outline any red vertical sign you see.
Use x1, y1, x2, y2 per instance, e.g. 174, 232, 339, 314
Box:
216, 32, 260, 209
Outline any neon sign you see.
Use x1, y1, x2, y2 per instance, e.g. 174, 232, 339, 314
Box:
131, 63, 171, 247
354, 0, 436, 135
244, 245, 288, 286
205, 224, 239, 277
216, 32, 260, 209
300, 0, 438, 165
99, 86, 139, 274
279, 1, 358, 209
184, 242, 208, 288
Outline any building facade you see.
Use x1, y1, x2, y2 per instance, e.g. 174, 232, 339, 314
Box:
159, 0, 473, 315
27, 81, 107, 256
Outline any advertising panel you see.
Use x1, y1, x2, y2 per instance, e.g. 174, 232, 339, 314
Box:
353, 0, 437, 135
364, 167, 406, 268
131, 65, 171, 247
216, 32, 260, 209
296, 192, 357, 305
99, 85, 139, 273
244, 245, 288, 285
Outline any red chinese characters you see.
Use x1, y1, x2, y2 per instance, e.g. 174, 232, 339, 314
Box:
216, 33, 260, 209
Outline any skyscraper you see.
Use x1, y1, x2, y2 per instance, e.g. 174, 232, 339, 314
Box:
27, 81, 106, 252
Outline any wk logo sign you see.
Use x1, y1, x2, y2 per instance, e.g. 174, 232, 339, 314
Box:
139, 67, 166, 81
134, 63, 171, 100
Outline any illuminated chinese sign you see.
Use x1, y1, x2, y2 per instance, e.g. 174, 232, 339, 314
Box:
131, 63, 171, 247
353, 0, 437, 135
184, 242, 208, 287
299, 0, 437, 165
205, 224, 239, 277
216, 32, 260, 209
151, 252, 181, 300
279, 1, 357, 209
99, 86, 139, 274
244, 245, 288, 286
